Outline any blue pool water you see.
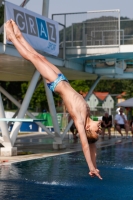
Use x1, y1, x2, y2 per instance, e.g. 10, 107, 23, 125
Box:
1, 142, 133, 200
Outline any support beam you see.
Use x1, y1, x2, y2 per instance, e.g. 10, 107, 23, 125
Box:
43, 79, 61, 138
2, 43, 64, 67
10, 70, 40, 145
65, 60, 84, 71
62, 76, 101, 140
0, 86, 54, 137
85, 65, 123, 75
84, 76, 101, 100
7, 109, 19, 127
107, 72, 133, 79
0, 93, 12, 147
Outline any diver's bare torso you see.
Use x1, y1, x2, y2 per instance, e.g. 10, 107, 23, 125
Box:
55, 81, 90, 126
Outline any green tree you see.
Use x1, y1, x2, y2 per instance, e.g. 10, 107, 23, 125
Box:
95, 79, 129, 94
70, 80, 92, 92
124, 80, 133, 99
0, 81, 23, 110
21, 82, 49, 112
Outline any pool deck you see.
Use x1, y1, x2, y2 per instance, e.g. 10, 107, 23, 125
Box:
0, 132, 132, 165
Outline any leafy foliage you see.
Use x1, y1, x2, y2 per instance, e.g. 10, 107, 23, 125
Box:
21, 82, 49, 112
70, 80, 92, 92
124, 80, 133, 99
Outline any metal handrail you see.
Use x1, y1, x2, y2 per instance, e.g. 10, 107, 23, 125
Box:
53, 11, 133, 58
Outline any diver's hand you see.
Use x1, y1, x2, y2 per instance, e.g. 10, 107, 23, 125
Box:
89, 168, 102, 180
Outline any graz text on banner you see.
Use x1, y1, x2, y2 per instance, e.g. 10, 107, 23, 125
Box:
5, 1, 59, 56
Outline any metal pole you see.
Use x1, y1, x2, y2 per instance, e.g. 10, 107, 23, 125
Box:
63, 14, 66, 60
71, 24, 73, 47
82, 22, 85, 46
0, 93, 12, 147
43, 79, 61, 137
7, 109, 19, 127
85, 76, 101, 101
10, 70, 40, 145
118, 10, 120, 48
42, 0, 49, 17
20, 0, 30, 7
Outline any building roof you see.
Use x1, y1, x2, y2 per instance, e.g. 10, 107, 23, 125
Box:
93, 92, 109, 101
116, 92, 126, 99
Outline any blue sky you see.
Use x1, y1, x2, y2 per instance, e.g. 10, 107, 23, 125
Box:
7, 0, 133, 19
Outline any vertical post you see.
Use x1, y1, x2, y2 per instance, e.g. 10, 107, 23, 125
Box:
102, 31, 104, 45
122, 30, 124, 45
82, 22, 85, 46
0, 93, 12, 147
63, 14, 66, 60
3, 1, 6, 47
71, 24, 73, 47
118, 10, 120, 48
91, 31, 93, 45
42, 0, 49, 17
94, 27, 95, 45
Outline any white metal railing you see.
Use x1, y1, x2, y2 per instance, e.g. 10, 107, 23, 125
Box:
54, 11, 133, 50
53, 10, 120, 49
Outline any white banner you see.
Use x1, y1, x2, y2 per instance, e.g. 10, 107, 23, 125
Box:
5, 1, 59, 56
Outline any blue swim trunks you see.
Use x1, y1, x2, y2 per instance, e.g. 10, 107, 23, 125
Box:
47, 73, 68, 92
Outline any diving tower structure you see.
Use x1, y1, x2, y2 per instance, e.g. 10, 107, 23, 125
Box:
0, 0, 133, 155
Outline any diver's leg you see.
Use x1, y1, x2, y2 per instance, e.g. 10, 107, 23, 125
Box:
11, 19, 61, 74
5, 20, 59, 83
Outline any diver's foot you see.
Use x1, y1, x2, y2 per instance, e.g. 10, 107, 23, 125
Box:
5, 20, 15, 41
10, 19, 22, 39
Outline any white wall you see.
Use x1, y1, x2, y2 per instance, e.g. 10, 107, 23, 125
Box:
87, 94, 99, 111
102, 95, 114, 109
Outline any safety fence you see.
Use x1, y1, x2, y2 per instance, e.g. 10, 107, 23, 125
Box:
7, 113, 69, 133
6, 111, 118, 133
53, 10, 133, 48
52, 10, 120, 47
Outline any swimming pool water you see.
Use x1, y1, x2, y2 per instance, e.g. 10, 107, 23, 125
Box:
1, 142, 133, 200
